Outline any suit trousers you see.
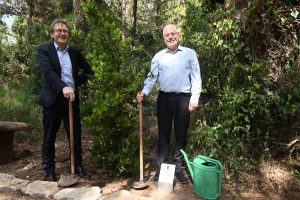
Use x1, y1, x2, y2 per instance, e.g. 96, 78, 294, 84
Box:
156, 92, 191, 171
42, 92, 82, 170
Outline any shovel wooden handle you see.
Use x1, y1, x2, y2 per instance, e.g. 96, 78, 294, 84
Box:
139, 101, 143, 182
69, 99, 75, 174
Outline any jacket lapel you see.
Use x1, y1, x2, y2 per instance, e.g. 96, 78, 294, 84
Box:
68, 47, 77, 78
48, 43, 61, 74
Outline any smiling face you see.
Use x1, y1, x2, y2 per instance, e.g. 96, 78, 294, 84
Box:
163, 25, 180, 52
51, 22, 69, 50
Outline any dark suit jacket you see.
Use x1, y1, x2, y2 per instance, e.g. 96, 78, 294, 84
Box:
38, 43, 93, 107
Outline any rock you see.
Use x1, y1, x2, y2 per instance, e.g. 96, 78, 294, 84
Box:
54, 186, 101, 200
0, 173, 30, 192
100, 189, 154, 200
0, 173, 15, 180
22, 180, 60, 199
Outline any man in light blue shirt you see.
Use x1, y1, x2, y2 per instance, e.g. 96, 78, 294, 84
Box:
137, 24, 202, 183
55, 43, 75, 91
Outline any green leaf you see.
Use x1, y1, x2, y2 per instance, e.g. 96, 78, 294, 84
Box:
291, 10, 299, 19
280, 17, 286, 25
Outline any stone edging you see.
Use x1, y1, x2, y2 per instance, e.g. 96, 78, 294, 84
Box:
0, 173, 154, 200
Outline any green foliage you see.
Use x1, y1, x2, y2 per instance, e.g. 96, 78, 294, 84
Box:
0, 18, 44, 136
0, 83, 42, 136
82, 1, 147, 175
0, 1, 73, 138
183, 0, 300, 176
1, 0, 299, 179
2, 16, 51, 95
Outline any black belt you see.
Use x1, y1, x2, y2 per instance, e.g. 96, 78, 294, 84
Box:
159, 91, 191, 97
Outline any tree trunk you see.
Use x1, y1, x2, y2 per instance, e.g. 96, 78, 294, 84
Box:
131, 0, 137, 40
121, 0, 126, 41
73, 0, 87, 32
25, 0, 34, 42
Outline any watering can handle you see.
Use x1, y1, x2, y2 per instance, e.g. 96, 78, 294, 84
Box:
180, 149, 194, 180
198, 155, 223, 198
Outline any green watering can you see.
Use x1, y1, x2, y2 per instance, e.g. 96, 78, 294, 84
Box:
180, 149, 223, 200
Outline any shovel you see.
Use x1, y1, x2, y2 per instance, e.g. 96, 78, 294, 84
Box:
58, 99, 78, 187
132, 101, 149, 189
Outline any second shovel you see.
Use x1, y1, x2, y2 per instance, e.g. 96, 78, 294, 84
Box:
132, 101, 149, 189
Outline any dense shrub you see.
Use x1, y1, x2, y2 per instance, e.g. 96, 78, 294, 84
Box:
82, 1, 148, 175
183, 0, 300, 175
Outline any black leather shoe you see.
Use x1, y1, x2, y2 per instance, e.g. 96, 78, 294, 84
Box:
175, 169, 189, 184
75, 165, 91, 179
152, 171, 160, 181
44, 168, 56, 181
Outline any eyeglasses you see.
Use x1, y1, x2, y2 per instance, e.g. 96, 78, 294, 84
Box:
54, 29, 69, 34
164, 32, 178, 37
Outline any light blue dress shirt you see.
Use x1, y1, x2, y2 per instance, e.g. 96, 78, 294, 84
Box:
142, 45, 202, 104
54, 42, 75, 90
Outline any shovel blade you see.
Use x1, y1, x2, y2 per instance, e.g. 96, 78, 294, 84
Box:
58, 174, 78, 187
132, 180, 149, 190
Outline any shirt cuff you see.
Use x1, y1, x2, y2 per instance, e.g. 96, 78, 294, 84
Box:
190, 95, 199, 104
142, 89, 150, 97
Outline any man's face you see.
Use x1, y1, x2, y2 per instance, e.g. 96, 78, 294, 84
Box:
51, 23, 69, 48
163, 26, 179, 51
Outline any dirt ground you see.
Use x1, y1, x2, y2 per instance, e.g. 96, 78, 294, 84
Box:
1, 130, 300, 200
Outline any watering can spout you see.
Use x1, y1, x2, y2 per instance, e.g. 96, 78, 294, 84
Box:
180, 149, 194, 181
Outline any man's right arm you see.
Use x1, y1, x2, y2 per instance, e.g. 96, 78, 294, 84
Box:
137, 57, 159, 102
142, 58, 159, 95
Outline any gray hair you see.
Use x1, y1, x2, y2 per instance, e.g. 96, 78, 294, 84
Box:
163, 24, 179, 35
49, 19, 70, 33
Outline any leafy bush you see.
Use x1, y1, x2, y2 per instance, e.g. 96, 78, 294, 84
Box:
0, 83, 42, 137
183, 0, 300, 175
82, 1, 147, 175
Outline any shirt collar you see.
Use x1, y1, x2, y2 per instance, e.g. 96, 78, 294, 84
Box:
165, 45, 183, 54
54, 42, 69, 53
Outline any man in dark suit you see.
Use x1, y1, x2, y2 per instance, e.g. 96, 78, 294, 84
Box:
38, 19, 93, 181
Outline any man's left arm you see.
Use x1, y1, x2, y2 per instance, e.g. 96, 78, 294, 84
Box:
189, 50, 202, 111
